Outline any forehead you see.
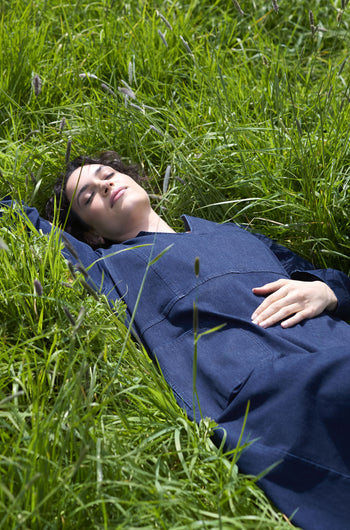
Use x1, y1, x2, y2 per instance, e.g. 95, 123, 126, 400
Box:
65, 164, 99, 202
68, 164, 101, 186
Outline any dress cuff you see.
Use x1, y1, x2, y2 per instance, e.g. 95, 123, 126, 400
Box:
291, 269, 350, 321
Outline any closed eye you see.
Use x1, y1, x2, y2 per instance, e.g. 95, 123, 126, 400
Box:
85, 192, 94, 205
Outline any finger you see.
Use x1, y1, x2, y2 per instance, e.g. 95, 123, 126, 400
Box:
252, 289, 290, 320
280, 310, 309, 329
252, 279, 289, 295
254, 303, 301, 328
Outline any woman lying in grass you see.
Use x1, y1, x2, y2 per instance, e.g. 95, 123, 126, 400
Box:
12, 151, 350, 530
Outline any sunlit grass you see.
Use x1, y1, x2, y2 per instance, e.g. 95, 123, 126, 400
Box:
1, 0, 350, 527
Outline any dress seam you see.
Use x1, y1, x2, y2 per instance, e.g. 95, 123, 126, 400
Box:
252, 440, 350, 480
140, 269, 289, 336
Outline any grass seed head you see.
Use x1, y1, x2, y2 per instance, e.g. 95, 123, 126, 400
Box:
32, 74, 42, 96
67, 260, 77, 279
129, 102, 144, 112
156, 10, 173, 30
65, 138, 72, 165
180, 35, 194, 56
262, 55, 269, 67
76, 263, 89, 279
295, 118, 303, 137
309, 10, 317, 36
62, 234, 79, 261
194, 256, 200, 277
232, 0, 244, 16
59, 117, 66, 132
63, 306, 76, 326
272, 0, 279, 13
163, 165, 171, 194
34, 278, 43, 297
79, 72, 98, 80
128, 60, 134, 85
339, 58, 347, 75
101, 83, 117, 97
74, 306, 86, 331
80, 279, 99, 299
118, 87, 136, 99
150, 125, 164, 137
309, 10, 315, 26
158, 29, 168, 48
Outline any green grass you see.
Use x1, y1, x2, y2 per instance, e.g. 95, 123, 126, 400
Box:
1, 0, 350, 527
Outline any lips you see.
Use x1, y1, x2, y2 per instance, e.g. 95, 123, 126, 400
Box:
110, 187, 126, 207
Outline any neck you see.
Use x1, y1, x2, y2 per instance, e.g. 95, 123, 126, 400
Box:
120, 208, 175, 242
145, 209, 175, 234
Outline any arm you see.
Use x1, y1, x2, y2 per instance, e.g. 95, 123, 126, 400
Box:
290, 268, 350, 322
1, 199, 106, 290
250, 232, 315, 274
250, 231, 350, 326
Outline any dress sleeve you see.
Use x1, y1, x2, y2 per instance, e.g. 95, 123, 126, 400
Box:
0, 199, 108, 293
250, 232, 315, 274
251, 231, 350, 321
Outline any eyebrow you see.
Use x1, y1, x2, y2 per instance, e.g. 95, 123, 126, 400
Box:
76, 166, 102, 207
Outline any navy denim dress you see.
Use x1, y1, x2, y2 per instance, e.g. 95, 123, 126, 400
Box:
6, 203, 350, 530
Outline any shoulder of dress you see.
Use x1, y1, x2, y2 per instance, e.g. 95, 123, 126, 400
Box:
181, 214, 240, 233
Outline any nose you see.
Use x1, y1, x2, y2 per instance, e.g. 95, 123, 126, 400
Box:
99, 180, 113, 195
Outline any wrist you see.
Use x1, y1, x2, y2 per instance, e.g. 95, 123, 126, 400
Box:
325, 284, 338, 312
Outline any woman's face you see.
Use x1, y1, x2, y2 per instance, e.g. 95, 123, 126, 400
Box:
65, 163, 151, 242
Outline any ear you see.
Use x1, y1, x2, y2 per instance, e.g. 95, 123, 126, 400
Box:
84, 230, 106, 248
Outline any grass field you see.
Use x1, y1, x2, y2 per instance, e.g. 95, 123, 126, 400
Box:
1, 0, 350, 527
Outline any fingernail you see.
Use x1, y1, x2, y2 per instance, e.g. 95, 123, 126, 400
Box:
251, 312, 257, 320
252, 318, 258, 325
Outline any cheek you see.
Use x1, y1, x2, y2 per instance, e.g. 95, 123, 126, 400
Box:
91, 196, 106, 213
81, 202, 103, 227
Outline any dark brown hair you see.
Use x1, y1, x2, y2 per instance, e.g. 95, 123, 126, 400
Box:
45, 151, 144, 247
